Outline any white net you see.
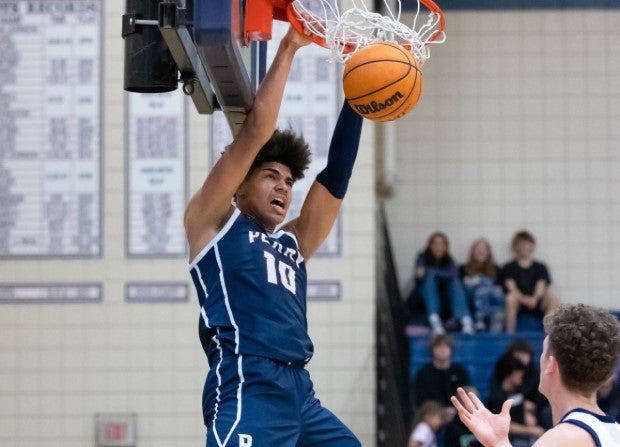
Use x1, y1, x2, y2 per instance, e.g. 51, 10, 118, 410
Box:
290, 0, 446, 64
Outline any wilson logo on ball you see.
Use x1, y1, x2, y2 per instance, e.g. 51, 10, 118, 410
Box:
343, 42, 423, 122
353, 91, 404, 115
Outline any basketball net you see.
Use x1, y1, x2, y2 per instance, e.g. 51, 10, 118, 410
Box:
287, 0, 446, 64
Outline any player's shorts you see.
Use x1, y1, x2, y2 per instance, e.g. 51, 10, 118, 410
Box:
202, 353, 360, 447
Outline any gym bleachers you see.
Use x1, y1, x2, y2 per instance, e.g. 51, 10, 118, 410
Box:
409, 332, 545, 402
409, 311, 620, 404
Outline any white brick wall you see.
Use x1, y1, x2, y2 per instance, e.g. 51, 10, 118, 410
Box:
385, 10, 620, 309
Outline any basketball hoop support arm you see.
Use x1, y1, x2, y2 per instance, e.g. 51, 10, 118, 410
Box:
157, 2, 217, 114
122, 1, 216, 114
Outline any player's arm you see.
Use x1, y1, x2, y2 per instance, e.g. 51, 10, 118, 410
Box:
184, 27, 308, 260
282, 101, 363, 259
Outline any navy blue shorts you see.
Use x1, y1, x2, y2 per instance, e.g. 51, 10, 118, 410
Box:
202, 354, 360, 447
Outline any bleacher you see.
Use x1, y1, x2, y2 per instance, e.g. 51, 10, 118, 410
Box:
409, 311, 620, 405
409, 332, 545, 402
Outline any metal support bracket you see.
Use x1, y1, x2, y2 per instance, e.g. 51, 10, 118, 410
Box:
121, 13, 137, 37
158, 2, 216, 114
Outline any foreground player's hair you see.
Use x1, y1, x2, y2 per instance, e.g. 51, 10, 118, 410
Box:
248, 129, 311, 181
543, 303, 620, 394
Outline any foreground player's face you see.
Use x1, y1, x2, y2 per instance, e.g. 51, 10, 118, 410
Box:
539, 336, 551, 396
237, 162, 293, 232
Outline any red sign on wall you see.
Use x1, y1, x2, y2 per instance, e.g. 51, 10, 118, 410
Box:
95, 414, 137, 447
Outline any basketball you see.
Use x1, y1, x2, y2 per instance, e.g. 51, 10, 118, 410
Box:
343, 43, 423, 122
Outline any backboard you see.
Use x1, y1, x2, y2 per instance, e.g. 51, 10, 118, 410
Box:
123, 0, 267, 134
193, 0, 266, 133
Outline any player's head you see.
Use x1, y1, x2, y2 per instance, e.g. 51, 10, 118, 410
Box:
511, 230, 535, 259
249, 129, 311, 182
540, 304, 620, 397
235, 129, 311, 231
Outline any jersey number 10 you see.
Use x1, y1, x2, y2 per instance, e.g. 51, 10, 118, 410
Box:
263, 251, 296, 294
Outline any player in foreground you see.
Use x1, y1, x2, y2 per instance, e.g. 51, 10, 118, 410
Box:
184, 26, 364, 447
451, 304, 620, 446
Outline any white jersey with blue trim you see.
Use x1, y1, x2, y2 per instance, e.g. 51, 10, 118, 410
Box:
189, 207, 314, 365
560, 408, 620, 447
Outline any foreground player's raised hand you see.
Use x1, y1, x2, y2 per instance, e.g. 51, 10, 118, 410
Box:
450, 387, 513, 447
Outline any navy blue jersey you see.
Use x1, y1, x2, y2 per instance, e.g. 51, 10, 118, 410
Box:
189, 207, 314, 365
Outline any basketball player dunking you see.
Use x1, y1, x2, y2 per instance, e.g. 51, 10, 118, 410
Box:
184, 26, 363, 447
451, 304, 620, 447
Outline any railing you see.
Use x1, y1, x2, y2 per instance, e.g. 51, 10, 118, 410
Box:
376, 203, 411, 446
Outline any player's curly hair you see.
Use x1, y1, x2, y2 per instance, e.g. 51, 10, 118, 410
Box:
544, 303, 620, 394
248, 129, 311, 181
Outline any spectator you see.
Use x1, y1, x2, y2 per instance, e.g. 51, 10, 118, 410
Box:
598, 371, 620, 422
444, 386, 484, 447
492, 340, 552, 430
486, 354, 545, 446
413, 334, 470, 409
413, 232, 474, 335
460, 238, 505, 333
408, 401, 444, 447
502, 230, 559, 333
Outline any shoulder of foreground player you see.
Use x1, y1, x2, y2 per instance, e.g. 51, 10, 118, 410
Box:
533, 422, 596, 447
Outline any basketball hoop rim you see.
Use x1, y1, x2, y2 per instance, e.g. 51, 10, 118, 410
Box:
285, 0, 446, 53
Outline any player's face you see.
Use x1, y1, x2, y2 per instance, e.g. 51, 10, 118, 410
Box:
237, 162, 294, 232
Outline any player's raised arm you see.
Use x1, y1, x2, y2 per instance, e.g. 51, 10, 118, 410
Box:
282, 101, 363, 259
184, 27, 309, 260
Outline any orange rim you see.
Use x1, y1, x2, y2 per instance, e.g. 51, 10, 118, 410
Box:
285, 0, 445, 52
419, 0, 446, 43
285, 2, 347, 50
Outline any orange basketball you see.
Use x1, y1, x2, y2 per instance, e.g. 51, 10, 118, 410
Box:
343, 43, 423, 122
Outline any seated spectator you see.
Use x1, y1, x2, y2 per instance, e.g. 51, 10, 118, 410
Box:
412, 232, 474, 335
413, 334, 470, 409
460, 238, 505, 332
487, 354, 545, 446
491, 339, 552, 429
598, 370, 620, 422
444, 386, 483, 447
502, 230, 559, 333
408, 401, 443, 447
